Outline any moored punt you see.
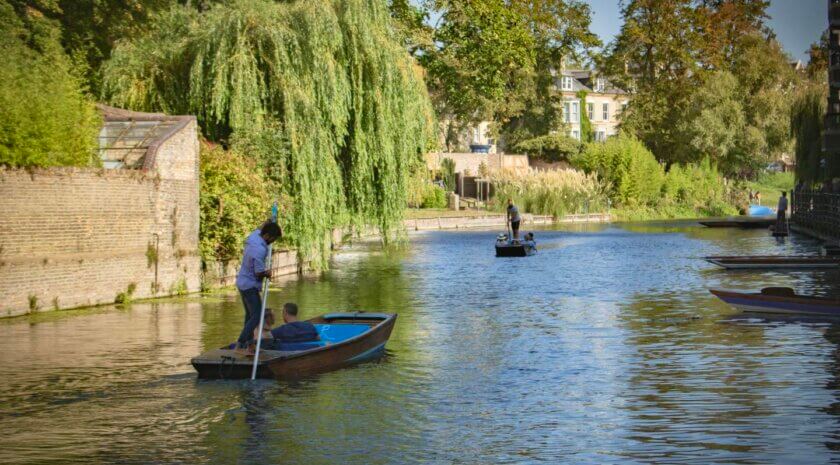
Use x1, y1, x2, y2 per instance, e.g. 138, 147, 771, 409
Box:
698, 216, 775, 228
704, 255, 840, 270
191, 312, 397, 380
710, 288, 840, 316
495, 239, 537, 257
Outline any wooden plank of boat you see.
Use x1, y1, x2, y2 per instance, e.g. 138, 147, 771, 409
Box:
191, 312, 397, 380
698, 216, 774, 228
495, 240, 537, 257
704, 255, 840, 269
710, 288, 840, 316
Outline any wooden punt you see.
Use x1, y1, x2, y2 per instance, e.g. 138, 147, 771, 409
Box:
710, 288, 840, 316
495, 239, 537, 257
704, 255, 840, 269
191, 312, 397, 380
698, 216, 775, 228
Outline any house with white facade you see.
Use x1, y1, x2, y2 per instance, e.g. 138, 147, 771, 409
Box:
555, 69, 630, 142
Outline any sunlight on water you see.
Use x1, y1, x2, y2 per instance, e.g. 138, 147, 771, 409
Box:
1, 221, 839, 464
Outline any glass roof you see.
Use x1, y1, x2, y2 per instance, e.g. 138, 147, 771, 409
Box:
98, 119, 183, 169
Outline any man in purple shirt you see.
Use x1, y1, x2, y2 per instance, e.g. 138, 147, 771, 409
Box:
235, 222, 282, 352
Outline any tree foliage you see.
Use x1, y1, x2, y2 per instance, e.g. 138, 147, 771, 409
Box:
602, 0, 796, 175
104, 0, 435, 265
199, 141, 272, 263
0, 0, 100, 167
513, 133, 581, 161
791, 82, 827, 183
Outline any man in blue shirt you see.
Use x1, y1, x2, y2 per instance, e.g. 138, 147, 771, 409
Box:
235, 221, 282, 352
271, 303, 319, 343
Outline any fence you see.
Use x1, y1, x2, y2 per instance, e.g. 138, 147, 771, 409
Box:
792, 191, 840, 240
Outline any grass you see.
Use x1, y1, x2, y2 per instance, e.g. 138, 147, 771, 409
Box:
745, 171, 794, 208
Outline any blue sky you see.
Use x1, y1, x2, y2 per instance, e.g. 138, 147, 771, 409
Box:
585, 0, 825, 61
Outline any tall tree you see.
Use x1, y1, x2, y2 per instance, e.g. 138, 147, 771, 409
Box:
104, 0, 435, 263
502, 0, 600, 147
600, 0, 703, 160
422, 0, 536, 127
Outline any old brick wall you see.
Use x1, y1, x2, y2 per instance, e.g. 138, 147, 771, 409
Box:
0, 120, 200, 317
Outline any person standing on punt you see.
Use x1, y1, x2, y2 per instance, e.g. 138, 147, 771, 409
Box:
507, 198, 522, 242
777, 191, 788, 225
235, 221, 282, 354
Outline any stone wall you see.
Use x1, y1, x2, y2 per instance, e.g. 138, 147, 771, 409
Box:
0, 118, 200, 317
425, 152, 530, 175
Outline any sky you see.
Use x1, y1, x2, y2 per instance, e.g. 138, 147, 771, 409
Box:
583, 0, 824, 61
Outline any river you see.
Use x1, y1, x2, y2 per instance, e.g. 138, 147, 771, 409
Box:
1, 221, 840, 464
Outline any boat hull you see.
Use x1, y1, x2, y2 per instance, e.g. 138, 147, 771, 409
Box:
495, 241, 536, 257
191, 313, 397, 380
705, 255, 840, 269
698, 217, 774, 228
711, 289, 840, 316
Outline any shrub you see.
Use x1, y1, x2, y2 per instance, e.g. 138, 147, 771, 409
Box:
572, 134, 664, 207
420, 185, 447, 208
490, 168, 608, 218
514, 134, 582, 161
440, 157, 456, 191
199, 142, 273, 263
0, 3, 100, 167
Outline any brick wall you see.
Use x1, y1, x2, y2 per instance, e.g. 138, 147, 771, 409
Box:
0, 119, 200, 317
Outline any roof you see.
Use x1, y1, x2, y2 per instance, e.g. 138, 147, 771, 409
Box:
555, 69, 629, 95
96, 104, 195, 170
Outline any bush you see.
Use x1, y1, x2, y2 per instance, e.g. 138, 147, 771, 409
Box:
199, 142, 273, 263
572, 134, 664, 207
514, 134, 582, 161
420, 185, 447, 208
0, 3, 100, 167
490, 168, 607, 218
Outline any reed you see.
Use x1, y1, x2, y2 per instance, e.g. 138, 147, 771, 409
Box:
490, 168, 608, 218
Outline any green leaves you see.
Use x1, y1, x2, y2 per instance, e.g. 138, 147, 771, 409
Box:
104, 0, 435, 266
0, 1, 100, 168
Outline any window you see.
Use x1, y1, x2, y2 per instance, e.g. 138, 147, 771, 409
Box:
602, 103, 609, 121
571, 102, 579, 123
587, 103, 594, 120
564, 101, 579, 123
571, 130, 580, 140
621, 102, 628, 113
561, 76, 574, 91
594, 78, 605, 92
595, 130, 606, 142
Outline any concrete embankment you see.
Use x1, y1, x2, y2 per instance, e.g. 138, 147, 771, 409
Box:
404, 212, 611, 231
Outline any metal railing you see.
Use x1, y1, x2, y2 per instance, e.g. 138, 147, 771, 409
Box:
792, 190, 840, 239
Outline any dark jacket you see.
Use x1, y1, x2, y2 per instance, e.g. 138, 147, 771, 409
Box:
270, 321, 319, 342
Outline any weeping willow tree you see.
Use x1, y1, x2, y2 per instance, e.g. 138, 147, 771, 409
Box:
790, 82, 826, 183
103, 0, 435, 265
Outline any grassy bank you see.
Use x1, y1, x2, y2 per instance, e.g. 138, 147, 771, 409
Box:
744, 172, 794, 208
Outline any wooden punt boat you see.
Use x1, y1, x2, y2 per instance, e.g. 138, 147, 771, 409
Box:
495, 239, 537, 257
710, 288, 840, 316
191, 312, 397, 380
704, 255, 840, 269
698, 216, 775, 228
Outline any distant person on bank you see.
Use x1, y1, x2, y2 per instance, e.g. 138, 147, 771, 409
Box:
777, 191, 788, 223
235, 221, 282, 353
507, 199, 521, 242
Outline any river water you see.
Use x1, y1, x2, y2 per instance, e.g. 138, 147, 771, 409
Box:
2, 221, 840, 464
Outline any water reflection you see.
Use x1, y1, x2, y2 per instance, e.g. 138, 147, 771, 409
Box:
1, 223, 840, 464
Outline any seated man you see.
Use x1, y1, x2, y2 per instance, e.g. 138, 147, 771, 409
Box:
270, 303, 319, 343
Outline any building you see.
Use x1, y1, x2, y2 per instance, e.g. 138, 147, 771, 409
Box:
555, 69, 630, 142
